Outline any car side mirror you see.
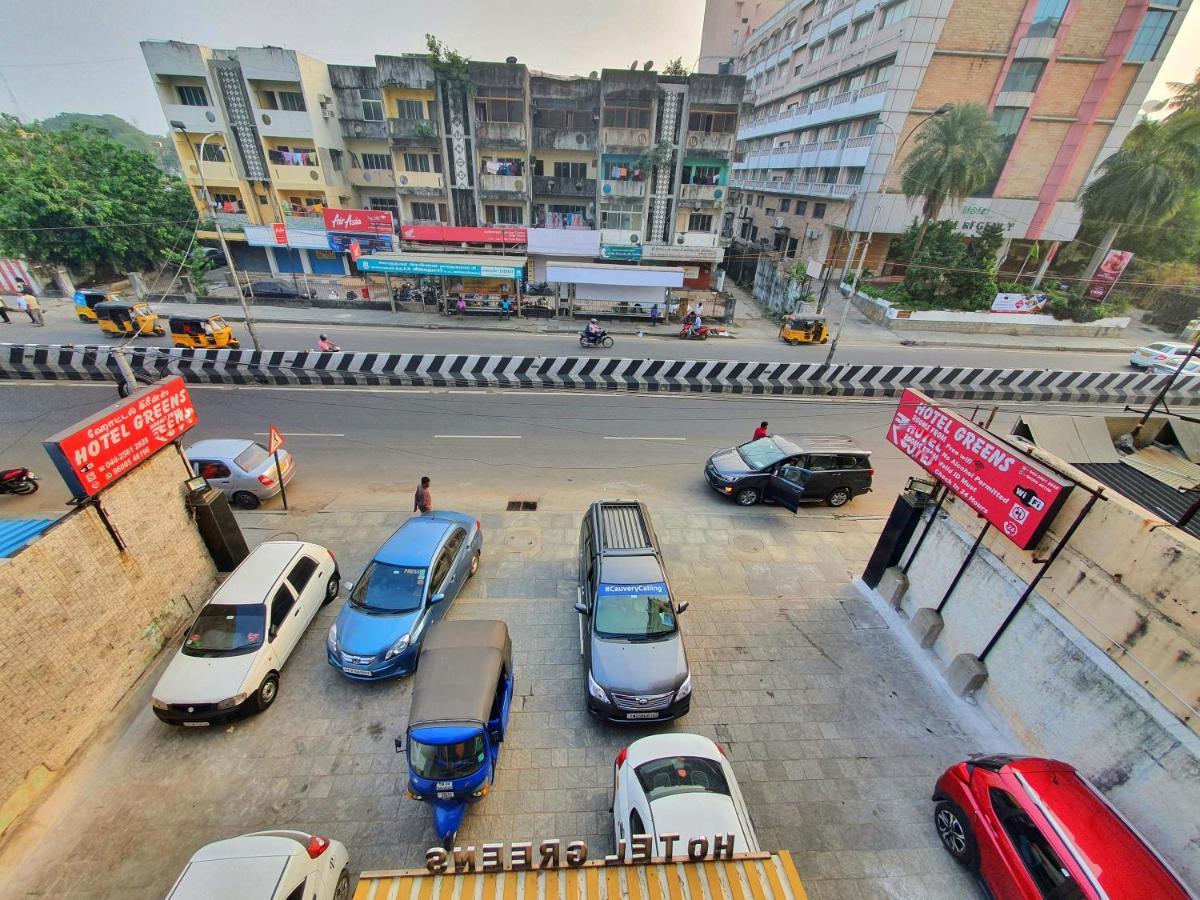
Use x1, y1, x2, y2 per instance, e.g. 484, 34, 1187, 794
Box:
676, 601, 690, 615
394, 736, 405, 753
268, 625, 278, 640
344, 581, 354, 593
574, 600, 588, 615
431, 592, 446, 604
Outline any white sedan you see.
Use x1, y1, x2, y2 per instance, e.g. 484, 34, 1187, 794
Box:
166, 830, 350, 900
1130, 341, 1193, 369
612, 733, 759, 857
152, 541, 339, 725
1149, 357, 1199, 375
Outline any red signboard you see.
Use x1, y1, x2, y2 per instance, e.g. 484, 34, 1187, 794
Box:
323, 207, 395, 234
42, 377, 198, 499
273, 223, 288, 245
400, 224, 527, 245
886, 389, 1072, 549
349, 240, 362, 261
267, 425, 286, 454
1085, 249, 1133, 301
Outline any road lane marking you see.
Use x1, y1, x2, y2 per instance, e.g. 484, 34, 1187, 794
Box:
603, 436, 687, 441
253, 432, 345, 437
434, 434, 523, 439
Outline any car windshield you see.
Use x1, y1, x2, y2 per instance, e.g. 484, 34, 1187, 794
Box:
594, 583, 676, 640
409, 733, 486, 781
737, 437, 788, 470
635, 756, 731, 802
234, 442, 269, 471
349, 562, 427, 613
182, 603, 266, 657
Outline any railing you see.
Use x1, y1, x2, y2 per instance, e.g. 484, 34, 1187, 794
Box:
678, 183, 726, 203
395, 171, 445, 191
844, 135, 873, 149
349, 167, 396, 187
533, 175, 597, 197
737, 78, 890, 140
602, 127, 652, 149
533, 127, 598, 151
475, 122, 526, 145
684, 131, 736, 154
600, 179, 646, 198
735, 135, 874, 170
729, 177, 858, 199
202, 212, 250, 231
478, 173, 527, 193
388, 117, 439, 142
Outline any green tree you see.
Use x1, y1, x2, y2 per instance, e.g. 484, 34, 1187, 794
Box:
662, 58, 689, 76
0, 117, 195, 274
38, 112, 179, 172
163, 246, 214, 296
1165, 68, 1200, 120
900, 103, 1002, 256
1077, 111, 1200, 291
425, 34, 473, 95
945, 223, 1005, 309
903, 220, 966, 302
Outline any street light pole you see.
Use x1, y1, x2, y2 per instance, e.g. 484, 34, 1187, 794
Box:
171, 122, 262, 351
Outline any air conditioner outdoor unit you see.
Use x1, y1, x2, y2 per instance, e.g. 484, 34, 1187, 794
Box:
321, 108, 335, 119
318, 93, 332, 104
774, 216, 785, 227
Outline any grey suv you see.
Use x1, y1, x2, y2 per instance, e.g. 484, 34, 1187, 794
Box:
575, 500, 691, 723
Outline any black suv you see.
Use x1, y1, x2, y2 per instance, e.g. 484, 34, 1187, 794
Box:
705, 434, 873, 509
575, 500, 691, 724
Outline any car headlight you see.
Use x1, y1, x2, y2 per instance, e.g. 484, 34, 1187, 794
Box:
384, 634, 411, 660
676, 674, 692, 701
151, 698, 169, 711
587, 671, 609, 703
217, 693, 248, 710
327, 623, 338, 652
471, 784, 490, 798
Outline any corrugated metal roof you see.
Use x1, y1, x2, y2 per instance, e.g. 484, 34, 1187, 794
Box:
1016, 416, 1120, 464
353, 852, 808, 900
1169, 420, 1200, 464
0, 518, 55, 558
1075, 463, 1200, 541
1123, 447, 1200, 491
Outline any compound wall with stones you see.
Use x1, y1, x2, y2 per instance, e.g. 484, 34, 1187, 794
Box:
0, 447, 217, 830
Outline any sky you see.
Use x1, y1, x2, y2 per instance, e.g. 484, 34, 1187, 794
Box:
0, 0, 1195, 132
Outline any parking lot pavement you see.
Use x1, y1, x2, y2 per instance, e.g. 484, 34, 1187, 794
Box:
0, 503, 994, 899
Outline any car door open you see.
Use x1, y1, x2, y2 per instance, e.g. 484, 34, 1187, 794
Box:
765, 465, 809, 513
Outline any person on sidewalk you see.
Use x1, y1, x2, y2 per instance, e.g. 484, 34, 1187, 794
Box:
0, 296, 10, 324
499, 297, 511, 321
414, 476, 432, 514
753, 421, 769, 441
650, 303, 659, 326
455, 297, 467, 317
23, 291, 44, 326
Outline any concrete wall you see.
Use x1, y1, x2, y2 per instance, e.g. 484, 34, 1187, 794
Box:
0, 448, 218, 832
895, 495, 1200, 885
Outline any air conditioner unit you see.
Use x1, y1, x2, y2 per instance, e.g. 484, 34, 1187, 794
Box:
318, 93, 332, 104
513, 179, 525, 190
631, 234, 641, 244
321, 108, 335, 119
774, 216, 785, 227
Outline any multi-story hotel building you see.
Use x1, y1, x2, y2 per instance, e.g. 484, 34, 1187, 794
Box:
699, 0, 1191, 294
141, 40, 745, 288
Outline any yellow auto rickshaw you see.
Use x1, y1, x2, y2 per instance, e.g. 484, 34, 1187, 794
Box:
169, 314, 240, 349
779, 314, 829, 345
74, 289, 117, 323
94, 300, 165, 336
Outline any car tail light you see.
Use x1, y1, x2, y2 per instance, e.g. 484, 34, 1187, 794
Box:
615, 748, 628, 769
476, 519, 482, 532
306, 835, 330, 858
258, 473, 275, 487
869, 468, 876, 477
1154, 354, 1169, 361
715, 743, 726, 757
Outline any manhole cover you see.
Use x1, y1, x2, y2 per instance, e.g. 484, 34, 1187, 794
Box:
506, 500, 538, 511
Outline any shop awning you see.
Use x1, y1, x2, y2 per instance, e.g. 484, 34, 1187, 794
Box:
547, 262, 684, 288
529, 228, 601, 257
244, 225, 331, 250
359, 252, 526, 279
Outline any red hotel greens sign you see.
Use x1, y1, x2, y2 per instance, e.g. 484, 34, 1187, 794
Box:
886, 389, 1072, 549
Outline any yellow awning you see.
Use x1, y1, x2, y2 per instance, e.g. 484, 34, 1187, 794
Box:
354, 852, 808, 900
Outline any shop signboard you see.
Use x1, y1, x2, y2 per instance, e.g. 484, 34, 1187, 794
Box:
327, 231, 393, 253
357, 257, 523, 279
886, 388, 1072, 549
1085, 249, 1133, 301
400, 225, 527, 244
322, 207, 393, 234
600, 244, 643, 261
43, 376, 198, 500
272, 223, 288, 245
990, 292, 1048, 313
641, 244, 722, 263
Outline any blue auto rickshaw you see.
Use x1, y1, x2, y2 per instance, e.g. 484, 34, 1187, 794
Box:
395, 619, 513, 848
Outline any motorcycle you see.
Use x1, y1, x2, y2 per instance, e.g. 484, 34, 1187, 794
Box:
579, 329, 614, 349
0, 467, 39, 495
678, 323, 711, 341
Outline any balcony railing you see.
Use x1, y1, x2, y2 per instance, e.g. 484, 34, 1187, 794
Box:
684, 131, 736, 154
342, 119, 389, 141
201, 211, 250, 231
602, 127, 652, 149
533, 127, 598, 151
396, 171, 445, 192
388, 117, 440, 143
678, 183, 727, 204
349, 167, 396, 187
728, 176, 858, 199
533, 175, 597, 197
600, 179, 647, 198
736, 79, 889, 141
478, 173, 527, 194
734, 134, 874, 170
475, 122, 526, 146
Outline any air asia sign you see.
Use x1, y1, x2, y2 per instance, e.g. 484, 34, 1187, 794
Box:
43, 377, 197, 499
322, 207, 394, 234
400, 225, 527, 244
886, 389, 1071, 549
425, 833, 739, 875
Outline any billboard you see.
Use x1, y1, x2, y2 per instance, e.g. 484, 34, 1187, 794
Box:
886, 389, 1072, 549
357, 257, 523, 279
42, 377, 198, 499
322, 207, 394, 234
990, 292, 1048, 313
1085, 249, 1133, 301
400, 225, 527, 244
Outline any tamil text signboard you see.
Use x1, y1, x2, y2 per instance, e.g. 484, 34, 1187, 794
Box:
43, 377, 197, 499
886, 389, 1072, 549
357, 257, 523, 279
400, 225, 527, 245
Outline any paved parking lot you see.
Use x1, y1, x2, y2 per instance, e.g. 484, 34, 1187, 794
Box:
0, 500, 995, 899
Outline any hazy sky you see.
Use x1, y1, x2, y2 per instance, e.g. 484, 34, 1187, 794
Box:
0, 0, 1196, 132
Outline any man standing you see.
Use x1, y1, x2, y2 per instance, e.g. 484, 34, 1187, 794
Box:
23, 290, 44, 326
499, 297, 511, 321
0, 295, 9, 324
753, 421, 769, 441
414, 476, 432, 514
650, 303, 659, 326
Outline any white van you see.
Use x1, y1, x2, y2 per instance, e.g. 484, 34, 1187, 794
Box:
152, 541, 339, 725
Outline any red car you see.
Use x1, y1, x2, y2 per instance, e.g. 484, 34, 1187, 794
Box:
932, 755, 1193, 899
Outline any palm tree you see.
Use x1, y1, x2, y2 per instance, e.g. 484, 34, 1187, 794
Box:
1166, 68, 1200, 120
900, 103, 1003, 256
1078, 111, 1200, 289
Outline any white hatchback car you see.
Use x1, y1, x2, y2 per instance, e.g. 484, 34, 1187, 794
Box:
1129, 341, 1193, 369
166, 830, 350, 900
152, 541, 339, 725
612, 733, 759, 856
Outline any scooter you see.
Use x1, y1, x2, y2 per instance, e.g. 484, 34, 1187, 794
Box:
678, 323, 711, 341
0, 467, 39, 495
579, 330, 614, 349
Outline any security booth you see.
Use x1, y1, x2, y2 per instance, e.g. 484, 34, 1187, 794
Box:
358, 253, 528, 318
547, 262, 684, 323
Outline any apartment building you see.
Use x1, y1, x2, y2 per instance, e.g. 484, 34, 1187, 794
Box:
710, 0, 1191, 299
699, 0, 788, 73
143, 41, 746, 287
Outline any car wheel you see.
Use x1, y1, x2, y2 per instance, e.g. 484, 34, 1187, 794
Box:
233, 491, 261, 510
78, 315, 90, 323
735, 487, 760, 506
323, 573, 341, 606
788, 338, 799, 346
934, 801, 978, 870
254, 673, 279, 712
469, 551, 480, 578
826, 487, 852, 507
333, 869, 351, 900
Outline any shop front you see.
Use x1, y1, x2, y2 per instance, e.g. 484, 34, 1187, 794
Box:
358, 252, 534, 317
547, 261, 684, 322
244, 225, 347, 282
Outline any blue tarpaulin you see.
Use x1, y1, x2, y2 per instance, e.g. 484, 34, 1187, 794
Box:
0, 518, 55, 558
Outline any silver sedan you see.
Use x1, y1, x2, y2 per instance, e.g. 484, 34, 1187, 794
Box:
185, 438, 296, 509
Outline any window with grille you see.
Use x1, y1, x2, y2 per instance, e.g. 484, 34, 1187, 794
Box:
881, 0, 911, 26
813, 203, 826, 218
795, 200, 808, 216
809, 42, 826, 62
828, 30, 846, 52
404, 153, 431, 172
368, 197, 398, 218
397, 99, 427, 120
600, 202, 643, 230
687, 110, 738, 133
411, 201, 438, 221
845, 167, 864, 185
603, 103, 652, 129
361, 153, 392, 170
278, 91, 306, 112
780, 199, 791, 212
495, 205, 524, 224
475, 87, 524, 123
195, 142, 225, 163
176, 85, 209, 106
553, 161, 589, 179
820, 166, 839, 183
851, 18, 872, 42
361, 89, 384, 121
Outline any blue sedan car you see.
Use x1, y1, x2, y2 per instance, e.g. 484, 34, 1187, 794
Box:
327, 512, 482, 680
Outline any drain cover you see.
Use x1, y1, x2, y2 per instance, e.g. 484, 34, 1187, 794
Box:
506, 500, 539, 511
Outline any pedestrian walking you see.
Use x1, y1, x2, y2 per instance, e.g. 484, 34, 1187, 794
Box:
23, 291, 44, 326
14, 277, 30, 296
0, 296, 10, 325
650, 303, 660, 326
414, 476, 432, 514
753, 421, 769, 441
455, 297, 467, 317
499, 297, 511, 321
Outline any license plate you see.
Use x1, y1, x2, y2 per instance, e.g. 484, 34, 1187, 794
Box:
626, 712, 660, 720
437, 790, 455, 799
183, 721, 210, 727
343, 666, 372, 677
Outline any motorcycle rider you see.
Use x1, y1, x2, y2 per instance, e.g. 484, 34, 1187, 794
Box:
317, 333, 340, 352
583, 318, 603, 344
